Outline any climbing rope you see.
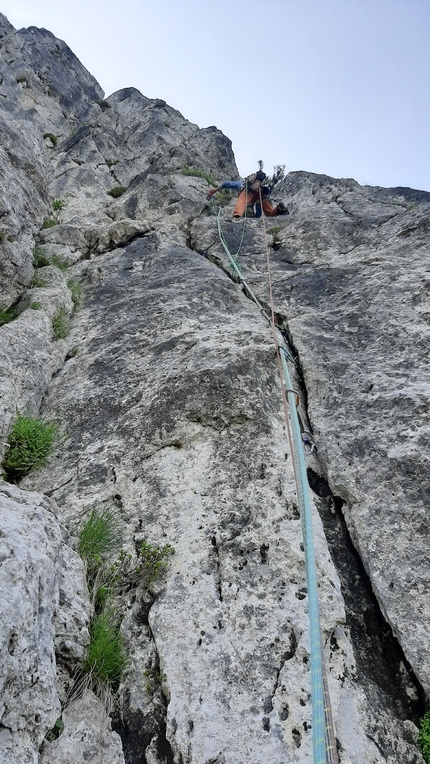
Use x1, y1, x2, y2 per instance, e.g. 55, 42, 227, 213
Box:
210, 187, 338, 764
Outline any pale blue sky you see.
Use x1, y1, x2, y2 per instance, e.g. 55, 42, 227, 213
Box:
2, 0, 429, 190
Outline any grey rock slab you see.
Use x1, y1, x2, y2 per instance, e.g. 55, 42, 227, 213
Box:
0, 481, 89, 764
25, 235, 422, 762
40, 690, 124, 764
0, 307, 67, 454
193, 172, 430, 697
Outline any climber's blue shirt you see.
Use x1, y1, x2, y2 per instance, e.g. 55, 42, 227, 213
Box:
221, 181, 243, 191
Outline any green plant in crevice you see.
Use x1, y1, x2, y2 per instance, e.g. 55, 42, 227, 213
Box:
419, 711, 430, 763
182, 165, 216, 186
112, 541, 174, 590
83, 609, 128, 691
269, 225, 282, 250
30, 301, 42, 310
33, 246, 50, 268
51, 254, 68, 271
67, 278, 82, 307
52, 308, 70, 339
77, 508, 173, 700
52, 199, 64, 212
42, 218, 57, 229
45, 717, 64, 743
107, 186, 126, 198
78, 508, 122, 582
0, 304, 20, 327
1, 413, 59, 482
214, 188, 234, 206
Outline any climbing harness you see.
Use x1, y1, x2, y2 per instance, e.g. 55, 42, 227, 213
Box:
210, 188, 338, 764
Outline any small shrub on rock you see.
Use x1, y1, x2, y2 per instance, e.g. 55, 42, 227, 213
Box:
52, 308, 70, 339
2, 414, 59, 481
33, 247, 50, 268
51, 254, 68, 271
52, 199, 64, 212
0, 304, 20, 326
107, 186, 126, 198
182, 165, 216, 186
42, 218, 57, 229
67, 278, 82, 306
419, 711, 430, 763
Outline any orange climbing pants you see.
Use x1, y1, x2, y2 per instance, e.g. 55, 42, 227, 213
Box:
233, 189, 278, 217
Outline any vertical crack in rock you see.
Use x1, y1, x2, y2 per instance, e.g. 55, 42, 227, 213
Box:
193, 235, 425, 744
111, 595, 175, 764
307, 466, 424, 720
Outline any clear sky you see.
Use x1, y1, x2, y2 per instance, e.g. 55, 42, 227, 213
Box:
2, 0, 429, 191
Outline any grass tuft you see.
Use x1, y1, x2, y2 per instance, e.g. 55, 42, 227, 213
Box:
52, 308, 70, 339
83, 609, 128, 690
182, 165, 216, 186
33, 247, 50, 268
67, 278, 82, 306
419, 711, 430, 763
2, 414, 59, 481
79, 509, 121, 575
107, 186, 126, 198
42, 218, 57, 229
0, 304, 20, 326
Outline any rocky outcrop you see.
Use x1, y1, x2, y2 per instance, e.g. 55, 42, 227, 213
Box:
0, 481, 91, 764
0, 11, 428, 764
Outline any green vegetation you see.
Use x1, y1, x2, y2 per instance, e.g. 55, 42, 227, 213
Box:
52, 308, 70, 339
214, 188, 234, 206
30, 301, 42, 310
112, 541, 174, 589
77, 507, 174, 699
79, 509, 121, 579
51, 254, 68, 271
106, 159, 119, 168
419, 711, 430, 763
83, 609, 128, 690
32, 273, 47, 288
182, 165, 216, 186
144, 667, 167, 695
43, 132, 57, 148
269, 225, 282, 249
42, 218, 57, 229
107, 186, 126, 198
67, 278, 82, 306
65, 345, 79, 359
0, 304, 20, 327
46, 718, 64, 743
52, 199, 64, 212
1, 414, 59, 482
33, 247, 50, 268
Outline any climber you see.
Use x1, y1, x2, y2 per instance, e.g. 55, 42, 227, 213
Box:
233, 171, 288, 219
207, 171, 288, 219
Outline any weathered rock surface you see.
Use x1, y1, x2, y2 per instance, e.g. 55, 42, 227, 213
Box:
0, 10, 428, 764
40, 690, 124, 764
191, 172, 430, 695
0, 481, 90, 764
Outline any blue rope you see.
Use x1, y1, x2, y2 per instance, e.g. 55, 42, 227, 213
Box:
210, 200, 333, 763
279, 346, 327, 764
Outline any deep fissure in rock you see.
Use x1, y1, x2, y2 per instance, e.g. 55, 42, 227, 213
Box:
195, 231, 425, 729
307, 466, 424, 723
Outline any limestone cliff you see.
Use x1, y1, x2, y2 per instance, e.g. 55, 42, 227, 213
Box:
0, 13, 429, 764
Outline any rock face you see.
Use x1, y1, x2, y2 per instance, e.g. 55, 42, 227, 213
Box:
0, 12, 429, 764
